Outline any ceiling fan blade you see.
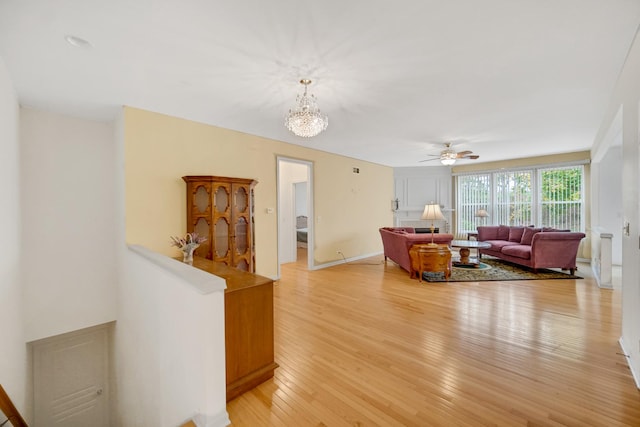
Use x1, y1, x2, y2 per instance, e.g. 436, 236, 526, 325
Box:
418, 158, 440, 163
455, 150, 473, 158
463, 155, 480, 159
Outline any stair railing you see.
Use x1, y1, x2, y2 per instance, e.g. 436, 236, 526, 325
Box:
0, 384, 28, 427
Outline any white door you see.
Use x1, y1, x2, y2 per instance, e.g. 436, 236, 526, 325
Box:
33, 324, 110, 426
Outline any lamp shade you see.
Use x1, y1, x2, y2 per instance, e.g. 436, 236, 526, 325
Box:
475, 209, 489, 218
421, 203, 445, 221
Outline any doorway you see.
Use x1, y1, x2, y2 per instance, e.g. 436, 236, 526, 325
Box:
277, 157, 313, 274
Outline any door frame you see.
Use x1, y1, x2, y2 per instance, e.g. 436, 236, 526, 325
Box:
276, 157, 314, 275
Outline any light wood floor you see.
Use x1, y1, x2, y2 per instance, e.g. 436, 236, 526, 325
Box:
227, 250, 640, 426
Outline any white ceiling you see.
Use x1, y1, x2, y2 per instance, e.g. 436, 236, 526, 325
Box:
1, 0, 639, 167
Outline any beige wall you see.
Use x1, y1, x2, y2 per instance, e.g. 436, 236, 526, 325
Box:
124, 107, 393, 278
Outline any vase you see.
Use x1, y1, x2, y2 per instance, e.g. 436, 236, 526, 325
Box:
182, 244, 199, 265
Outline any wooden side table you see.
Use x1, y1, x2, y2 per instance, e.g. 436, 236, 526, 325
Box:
409, 244, 452, 282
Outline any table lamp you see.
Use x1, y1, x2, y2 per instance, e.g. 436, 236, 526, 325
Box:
475, 208, 489, 225
421, 203, 446, 246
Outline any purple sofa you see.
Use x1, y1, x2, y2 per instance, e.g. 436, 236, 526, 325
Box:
379, 227, 454, 273
477, 225, 586, 274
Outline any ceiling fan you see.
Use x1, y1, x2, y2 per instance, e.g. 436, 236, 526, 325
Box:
419, 143, 480, 165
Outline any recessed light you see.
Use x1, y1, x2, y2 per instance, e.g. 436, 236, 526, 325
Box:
64, 35, 92, 48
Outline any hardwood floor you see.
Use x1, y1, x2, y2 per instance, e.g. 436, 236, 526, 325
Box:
227, 251, 640, 426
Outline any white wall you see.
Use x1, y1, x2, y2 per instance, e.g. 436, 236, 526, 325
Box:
591, 26, 640, 387
0, 56, 28, 418
393, 166, 453, 232
599, 146, 623, 264
20, 108, 117, 341
295, 182, 308, 217
114, 247, 229, 427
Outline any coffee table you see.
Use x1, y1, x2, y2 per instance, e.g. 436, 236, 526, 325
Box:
450, 240, 491, 267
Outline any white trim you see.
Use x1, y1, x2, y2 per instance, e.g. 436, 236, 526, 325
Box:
127, 245, 226, 294
193, 410, 231, 427
310, 251, 383, 270
618, 337, 640, 389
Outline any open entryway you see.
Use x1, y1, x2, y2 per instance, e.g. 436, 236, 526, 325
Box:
277, 157, 313, 274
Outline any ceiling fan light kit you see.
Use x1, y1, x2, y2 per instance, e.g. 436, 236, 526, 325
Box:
419, 142, 480, 165
440, 148, 458, 165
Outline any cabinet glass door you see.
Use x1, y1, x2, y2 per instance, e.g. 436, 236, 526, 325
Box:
235, 216, 248, 255
214, 184, 231, 263
214, 217, 230, 259
193, 185, 211, 258
232, 184, 252, 271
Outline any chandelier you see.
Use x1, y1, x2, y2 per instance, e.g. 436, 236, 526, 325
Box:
285, 79, 328, 138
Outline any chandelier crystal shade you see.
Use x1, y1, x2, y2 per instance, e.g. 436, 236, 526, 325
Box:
285, 79, 328, 138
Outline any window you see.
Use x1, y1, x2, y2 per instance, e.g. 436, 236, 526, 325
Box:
457, 174, 490, 231
494, 170, 532, 226
456, 165, 584, 235
539, 166, 583, 231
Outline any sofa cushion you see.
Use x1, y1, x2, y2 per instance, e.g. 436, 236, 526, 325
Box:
501, 245, 532, 260
520, 227, 542, 245
484, 240, 520, 251
508, 227, 525, 242
497, 225, 510, 240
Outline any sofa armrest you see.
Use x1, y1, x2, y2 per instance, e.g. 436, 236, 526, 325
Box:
530, 232, 586, 268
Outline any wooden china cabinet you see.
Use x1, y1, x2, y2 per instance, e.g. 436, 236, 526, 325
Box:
182, 175, 257, 272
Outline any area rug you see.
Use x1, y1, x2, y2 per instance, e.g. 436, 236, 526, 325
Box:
422, 258, 582, 282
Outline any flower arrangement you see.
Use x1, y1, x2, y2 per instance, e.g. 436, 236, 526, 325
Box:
170, 232, 207, 264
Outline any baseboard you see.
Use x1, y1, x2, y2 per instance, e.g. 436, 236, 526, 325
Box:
193, 410, 231, 427
618, 337, 640, 389
226, 362, 278, 402
311, 251, 383, 270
